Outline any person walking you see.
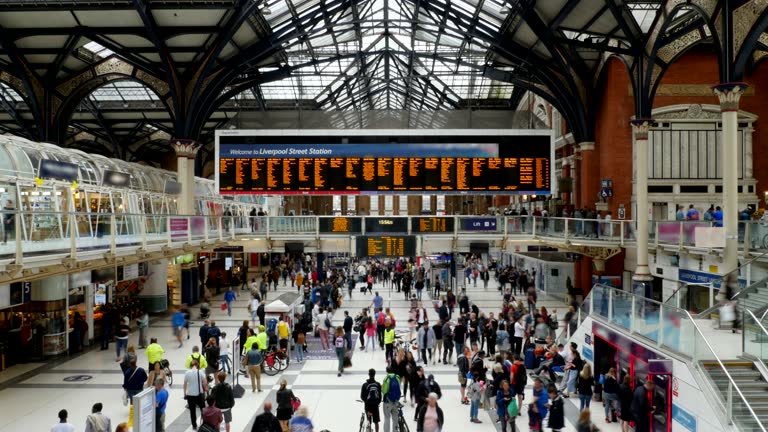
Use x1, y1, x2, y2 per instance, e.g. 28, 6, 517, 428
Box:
576, 408, 598, 432
343, 310, 354, 351
84, 403, 111, 432
365, 316, 377, 352
211, 372, 235, 432
251, 401, 282, 432
224, 287, 237, 317
123, 359, 148, 404
416, 321, 435, 365
431, 320, 443, 366
495, 380, 513, 432
250, 294, 260, 327
115, 316, 130, 361
335, 326, 346, 377
441, 319, 453, 365
183, 360, 208, 430
50, 409, 75, 432
361, 368, 382, 432
2, 200, 15, 244
171, 307, 185, 348
547, 384, 565, 432
382, 366, 401, 432
467, 373, 482, 423
154, 378, 168, 432
288, 406, 313, 432
219, 332, 231, 373
276, 379, 297, 431
619, 375, 635, 432
318, 307, 332, 351
293, 322, 306, 364
577, 363, 595, 411
246, 344, 264, 392
416, 393, 443, 432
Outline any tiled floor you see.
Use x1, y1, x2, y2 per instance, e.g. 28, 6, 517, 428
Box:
0, 277, 629, 432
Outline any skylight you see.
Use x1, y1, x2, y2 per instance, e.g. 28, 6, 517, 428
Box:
0, 82, 24, 103
627, 1, 661, 34
82, 41, 114, 59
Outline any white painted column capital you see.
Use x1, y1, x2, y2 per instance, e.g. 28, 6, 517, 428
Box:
632, 119, 654, 281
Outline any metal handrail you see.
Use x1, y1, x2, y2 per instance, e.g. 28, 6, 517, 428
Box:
693, 274, 768, 319
745, 309, 768, 337
685, 310, 767, 431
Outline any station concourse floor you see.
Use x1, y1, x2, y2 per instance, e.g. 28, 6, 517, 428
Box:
0, 277, 623, 432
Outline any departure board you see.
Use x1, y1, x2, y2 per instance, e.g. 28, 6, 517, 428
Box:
412, 217, 455, 233
318, 217, 362, 234
356, 235, 416, 257
217, 132, 552, 195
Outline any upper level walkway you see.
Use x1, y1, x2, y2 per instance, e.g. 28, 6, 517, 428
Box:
0, 212, 764, 283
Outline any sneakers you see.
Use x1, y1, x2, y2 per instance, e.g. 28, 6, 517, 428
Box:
470, 419, 482, 424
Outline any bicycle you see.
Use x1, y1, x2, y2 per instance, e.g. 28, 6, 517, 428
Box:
160, 359, 173, 386
356, 400, 373, 432
396, 401, 410, 432
262, 348, 289, 376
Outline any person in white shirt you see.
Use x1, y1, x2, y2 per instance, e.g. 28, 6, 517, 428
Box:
183, 360, 208, 430
513, 317, 526, 357
219, 332, 231, 373
50, 409, 75, 432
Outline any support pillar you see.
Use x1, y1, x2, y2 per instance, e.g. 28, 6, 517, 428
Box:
172, 140, 202, 215
576, 142, 595, 208
631, 120, 653, 292
140, 259, 169, 313
713, 83, 748, 273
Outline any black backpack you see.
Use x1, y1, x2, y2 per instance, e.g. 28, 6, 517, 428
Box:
365, 381, 381, 405
457, 355, 469, 375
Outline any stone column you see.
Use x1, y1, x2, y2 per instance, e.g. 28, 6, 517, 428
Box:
576, 142, 595, 208
172, 140, 201, 215
714, 83, 748, 273
139, 259, 169, 313
631, 120, 653, 290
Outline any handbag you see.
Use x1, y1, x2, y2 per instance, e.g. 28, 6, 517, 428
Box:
221, 302, 227, 311
122, 367, 139, 406
291, 396, 301, 412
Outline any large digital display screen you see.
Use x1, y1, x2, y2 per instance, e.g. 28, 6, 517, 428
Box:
412, 217, 454, 233
364, 217, 409, 233
318, 217, 363, 233
216, 130, 552, 195
356, 235, 416, 257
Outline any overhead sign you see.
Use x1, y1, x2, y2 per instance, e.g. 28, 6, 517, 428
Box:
39, 159, 78, 181
412, 217, 454, 233
318, 217, 362, 233
102, 170, 131, 187
216, 130, 553, 195
461, 217, 498, 231
356, 235, 416, 258
678, 269, 745, 289
364, 217, 408, 233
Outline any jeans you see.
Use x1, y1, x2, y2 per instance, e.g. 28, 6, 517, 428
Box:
295, 345, 304, 363
382, 401, 399, 432
126, 389, 141, 404
416, 289, 422, 300
377, 325, 385, 348
443, 339, 452, 363
366, 334, 377, 352
138, 327, 147, 348
454, 340, 464, 358
116, 338, 128, 359
336, 347, 345, 373
226, 300, 233, 316
604, 392, 619, 418
470, 399, 479, 419
219, 354, 230, 372
579, 394, 591, 411
345, 331, 353, 351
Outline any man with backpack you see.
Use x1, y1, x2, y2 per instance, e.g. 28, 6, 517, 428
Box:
381, 366, 401, 432
360, 368, 382, 432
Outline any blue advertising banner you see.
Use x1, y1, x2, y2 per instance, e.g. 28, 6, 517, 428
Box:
672, 404, 697, 432
582, 346, 593, 362
220, 143, 499, 159
461, 218, 498, 231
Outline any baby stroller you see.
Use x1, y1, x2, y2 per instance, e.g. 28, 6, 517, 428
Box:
199, 302, 211, 319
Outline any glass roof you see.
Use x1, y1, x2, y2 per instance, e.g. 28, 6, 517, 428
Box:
82, 41, 114, 60
627, 1, 662, 34
89, 81, 160, 102
0, 83, 24, 103
251, 0, 514, 110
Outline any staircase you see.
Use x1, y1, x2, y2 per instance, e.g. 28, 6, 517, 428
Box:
702, 361, 768, 428
740, 279, 768, 315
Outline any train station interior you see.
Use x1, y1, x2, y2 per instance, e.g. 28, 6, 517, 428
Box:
1, 1, 768, 431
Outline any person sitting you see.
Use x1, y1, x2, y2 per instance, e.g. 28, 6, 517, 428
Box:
531, 345, 565, 384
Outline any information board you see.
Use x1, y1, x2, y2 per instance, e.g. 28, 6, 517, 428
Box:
216, 130, 552, 195
356, 235, 416, 257
412, 217, 454, 233
132, 387, 155, 432
364, 217, 409, 233
318, 217, 363, 233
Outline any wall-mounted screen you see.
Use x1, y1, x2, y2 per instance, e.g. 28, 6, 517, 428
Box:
356, 235, 416, 257
216, 130, 552, 195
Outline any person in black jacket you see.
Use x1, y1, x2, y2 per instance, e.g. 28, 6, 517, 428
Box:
631, 380, 656, 432
416, 393, 444, 432
211, 372, 235, 432
618, 375, 635, 432
602, 367, 621, 423
251, 401, 281, 432
415, 374, 442, 419
360, 368, 382, 432
546, 384, 565, 431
